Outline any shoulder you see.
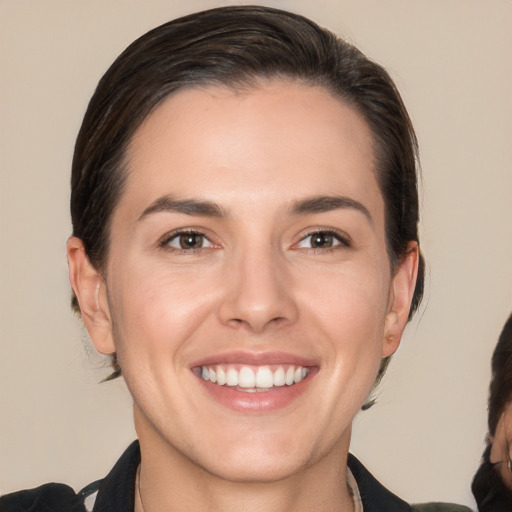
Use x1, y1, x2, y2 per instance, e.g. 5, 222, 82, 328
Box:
0, 483, 86, 512
412, 503, 473, 512
0, 442, 139, 512
0, 441, 140, 512
347, 453, 473, 512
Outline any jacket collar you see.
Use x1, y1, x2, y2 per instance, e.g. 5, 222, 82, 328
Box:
92, 441, 139, 511
347, 453, 411, 512
92, 441, 411, 512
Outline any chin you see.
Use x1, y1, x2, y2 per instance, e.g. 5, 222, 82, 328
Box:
201, 451, 309, 484
189, 427, 331, 484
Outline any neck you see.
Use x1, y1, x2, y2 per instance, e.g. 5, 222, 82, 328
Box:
134, 414, 354, 512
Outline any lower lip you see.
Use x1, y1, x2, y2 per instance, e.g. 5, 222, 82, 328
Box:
196, 370, 316, 413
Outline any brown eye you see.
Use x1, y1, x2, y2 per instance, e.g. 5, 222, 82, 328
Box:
310, 232, 334, 248
296, 230, 349, 250
179, 233, 204, 249
164, 231, 213, 250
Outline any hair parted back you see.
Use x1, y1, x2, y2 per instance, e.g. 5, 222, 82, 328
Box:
71, 5, 425, 381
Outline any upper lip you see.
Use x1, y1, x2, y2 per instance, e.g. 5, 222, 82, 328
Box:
190, 351, 318, 368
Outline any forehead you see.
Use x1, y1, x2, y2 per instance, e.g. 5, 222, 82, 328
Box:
122, 81, 382, 218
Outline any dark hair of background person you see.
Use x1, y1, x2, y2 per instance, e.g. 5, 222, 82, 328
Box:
70, 5, 425, 381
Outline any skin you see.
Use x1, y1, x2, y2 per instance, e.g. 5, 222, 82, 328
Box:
68, 80, 418, 512
490, 402, 512, 489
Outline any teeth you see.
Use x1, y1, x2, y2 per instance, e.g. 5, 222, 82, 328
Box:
285, 366, 294, 385
255, 367, 273, 388
273, 367, 285, 387
216, 367, 226, 386
226, 368, 238, 386
200, 364, 309, 389
239, 367, 255, 388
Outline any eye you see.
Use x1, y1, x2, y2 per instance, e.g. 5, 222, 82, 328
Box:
162, 231, 214, 250
296, 230, 349, 250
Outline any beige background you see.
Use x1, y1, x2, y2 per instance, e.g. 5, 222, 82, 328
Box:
1, 0, 511, 508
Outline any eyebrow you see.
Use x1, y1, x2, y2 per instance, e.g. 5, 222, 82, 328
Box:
138, 195, 226, 220
138, 194, 372, 223
289, 195, 373, 223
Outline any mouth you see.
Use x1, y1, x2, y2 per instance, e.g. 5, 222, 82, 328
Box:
191, 353, 316, 412
196, 364, 310, 392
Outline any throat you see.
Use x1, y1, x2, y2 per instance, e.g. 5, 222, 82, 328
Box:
133, 455, 355, 512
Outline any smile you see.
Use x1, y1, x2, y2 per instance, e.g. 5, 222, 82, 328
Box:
199, 364, 310, 392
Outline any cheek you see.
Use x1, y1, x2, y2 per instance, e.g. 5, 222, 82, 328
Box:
299, 262, 390, 387
490, 407, 512, 487
106, 262, 221, 366
300, 262, 390, 339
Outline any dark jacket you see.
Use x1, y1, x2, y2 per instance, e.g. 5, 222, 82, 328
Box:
0, 441, 471, 512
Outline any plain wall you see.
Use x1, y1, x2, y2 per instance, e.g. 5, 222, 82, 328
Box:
1, 0, 511, 508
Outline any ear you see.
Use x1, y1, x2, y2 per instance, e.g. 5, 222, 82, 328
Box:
67, 236, 116, 355
382, 242, 419, 357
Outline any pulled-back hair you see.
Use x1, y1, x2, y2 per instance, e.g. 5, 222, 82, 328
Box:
71, 5, 425, 380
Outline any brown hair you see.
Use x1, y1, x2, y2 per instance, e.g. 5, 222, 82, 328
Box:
70, 5, 425, 380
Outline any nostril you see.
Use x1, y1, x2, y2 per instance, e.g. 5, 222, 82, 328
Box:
269, 316, 287, 325
217, 280, 299, 332
226, 316, 288, 332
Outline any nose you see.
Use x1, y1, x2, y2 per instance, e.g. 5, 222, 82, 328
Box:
217, 248, 299, 333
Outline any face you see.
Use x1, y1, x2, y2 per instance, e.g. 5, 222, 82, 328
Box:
491, 403, 512, 489
69, 80, 417, 483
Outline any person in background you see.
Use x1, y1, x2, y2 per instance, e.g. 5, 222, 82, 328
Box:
473, 313, 512, 510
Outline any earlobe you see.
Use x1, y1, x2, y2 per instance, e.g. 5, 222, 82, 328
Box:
67, 236, 116, 355
382, 242, 419, 357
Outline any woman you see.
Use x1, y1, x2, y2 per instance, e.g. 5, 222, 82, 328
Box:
472, 314, 512, 510
0, 6, 469, 512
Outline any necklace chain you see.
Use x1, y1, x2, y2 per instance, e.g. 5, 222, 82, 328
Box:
135, 464, 147, 512
134, 463, 358, 512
